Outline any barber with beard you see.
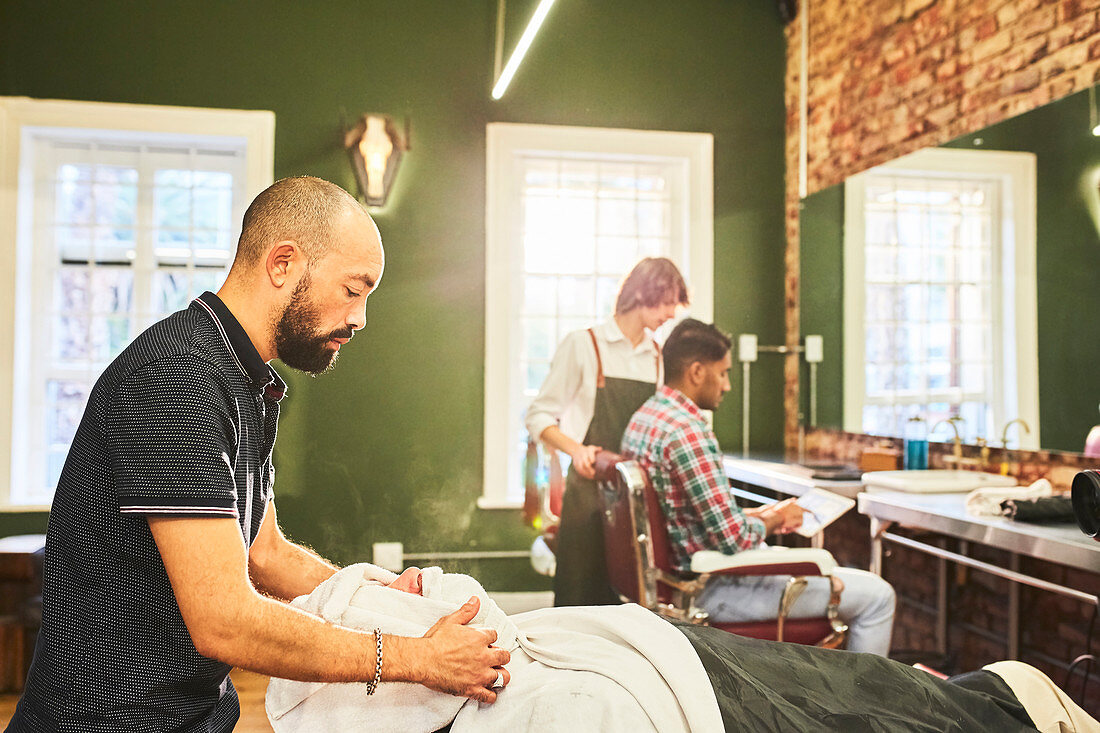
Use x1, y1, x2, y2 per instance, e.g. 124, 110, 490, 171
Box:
7, 177, 509, 733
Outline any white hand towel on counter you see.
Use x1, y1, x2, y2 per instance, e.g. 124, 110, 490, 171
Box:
965, 478, 1053, 517
265, 563, 723, 733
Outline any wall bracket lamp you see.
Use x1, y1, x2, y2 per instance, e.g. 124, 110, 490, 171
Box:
344, 113, 410, 208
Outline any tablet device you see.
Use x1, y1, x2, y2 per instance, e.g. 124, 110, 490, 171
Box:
795, 489, 856, 538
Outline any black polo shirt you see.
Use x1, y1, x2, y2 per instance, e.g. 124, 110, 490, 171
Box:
8, 293, 285, 733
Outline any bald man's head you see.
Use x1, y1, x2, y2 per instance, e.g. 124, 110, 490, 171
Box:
234, 176, 366, 269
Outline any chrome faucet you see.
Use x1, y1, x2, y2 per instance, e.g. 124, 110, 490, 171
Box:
931, 416, 965, 460
999, 418, 1031, 450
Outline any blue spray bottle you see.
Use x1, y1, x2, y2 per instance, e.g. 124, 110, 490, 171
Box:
904, 416, 928, 470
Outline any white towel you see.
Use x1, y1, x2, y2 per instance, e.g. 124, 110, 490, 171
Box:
965, 478, 1052, 517
265, 563, 723, 733
984, 661, 1100, 732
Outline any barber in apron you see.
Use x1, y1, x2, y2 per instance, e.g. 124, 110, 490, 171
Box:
524, 257, 689, 607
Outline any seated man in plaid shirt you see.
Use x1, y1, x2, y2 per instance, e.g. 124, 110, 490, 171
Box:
621, 319, 896, 657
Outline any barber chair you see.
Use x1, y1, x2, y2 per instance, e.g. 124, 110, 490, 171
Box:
593, 452, 847, 647
523, 438, 565, 576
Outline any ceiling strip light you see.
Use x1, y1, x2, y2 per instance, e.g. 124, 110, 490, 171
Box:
491, 0, 557, 100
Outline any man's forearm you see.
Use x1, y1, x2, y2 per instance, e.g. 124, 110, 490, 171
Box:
250, 538, 337, 602
744, 506, 783, 534
198, 585, 434, 685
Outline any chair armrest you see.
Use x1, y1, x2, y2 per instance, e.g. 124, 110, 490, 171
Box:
690, 547, 837, 577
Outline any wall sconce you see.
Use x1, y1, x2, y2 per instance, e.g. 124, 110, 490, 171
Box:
343, 113, 410, 208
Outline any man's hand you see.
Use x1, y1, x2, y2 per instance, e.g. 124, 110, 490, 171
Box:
414, 597, 511, 704
569, 444, 602, 479
749, 498, 804, 535
769, 498, 804, 534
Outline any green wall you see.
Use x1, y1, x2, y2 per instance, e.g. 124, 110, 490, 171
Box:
1, 1, 789, 589
799, 184, 845, 429
800, 87, 1100, 452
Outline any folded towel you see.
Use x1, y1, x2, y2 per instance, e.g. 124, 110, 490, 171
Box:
965, 479, 1052, 517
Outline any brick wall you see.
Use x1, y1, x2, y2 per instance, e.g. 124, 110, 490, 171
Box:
782, 0, 1100, 454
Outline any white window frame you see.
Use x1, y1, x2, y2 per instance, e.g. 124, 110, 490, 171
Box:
0, 97, 275, 510
843, 147, 1039, 449
482, 122, 714, 509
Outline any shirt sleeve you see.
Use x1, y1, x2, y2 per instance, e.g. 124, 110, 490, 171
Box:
524, 330, 588, 441
665, 425, 767, 553
106, 355, 240, 517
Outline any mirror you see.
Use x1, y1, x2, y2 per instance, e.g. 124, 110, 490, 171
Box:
800, 86, 1100, 454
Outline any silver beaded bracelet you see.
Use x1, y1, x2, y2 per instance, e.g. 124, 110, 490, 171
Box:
365, 628, 383, 695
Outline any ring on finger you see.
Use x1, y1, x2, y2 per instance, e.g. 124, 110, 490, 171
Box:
491, 670, 504, 689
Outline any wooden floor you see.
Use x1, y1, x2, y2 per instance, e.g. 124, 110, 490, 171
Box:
0, 669, 274, 731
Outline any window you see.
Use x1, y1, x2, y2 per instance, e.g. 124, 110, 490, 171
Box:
0, 98, 274, 508
843, 148, 1038, 447
483, 123, 713, 508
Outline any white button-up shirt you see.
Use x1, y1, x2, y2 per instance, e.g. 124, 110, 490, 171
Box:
525, 318, 661, 445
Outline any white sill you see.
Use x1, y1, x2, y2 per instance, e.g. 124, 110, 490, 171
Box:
476, 496, 524, 510
0, 503, 51, 513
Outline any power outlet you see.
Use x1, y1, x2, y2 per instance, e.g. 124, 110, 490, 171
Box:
372, 541, 404, 572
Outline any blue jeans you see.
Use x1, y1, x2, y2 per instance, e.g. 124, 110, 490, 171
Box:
696, 567, 896, 657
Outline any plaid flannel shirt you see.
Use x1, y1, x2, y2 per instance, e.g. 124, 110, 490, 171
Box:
621, 384, 766, 573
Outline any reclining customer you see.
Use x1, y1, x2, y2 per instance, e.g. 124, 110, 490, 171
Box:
268, 563, 1097, 733
621, 318, 897, 656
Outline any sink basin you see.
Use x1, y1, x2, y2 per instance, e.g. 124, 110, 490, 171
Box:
862, 469, 1018, 494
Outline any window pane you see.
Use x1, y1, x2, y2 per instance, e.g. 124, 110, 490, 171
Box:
55, 165, 93, 225
525, 361, 549, 393
90, 268, 133, 314
557, 277, 593, 317
860, 172, 999, 439
21, 130, 245, 506
154, 177, 192, 229
56, 226, 93, 262
560, 161, 598, 194
156, 271, 193, 313
523, 318, 556, 362
93, 226, 135, 263
595, 236, 638, 274
523, 159, 559, 193
866, 246, 897, 281
55, 267, 90, 312
191, 270, 227, 296
46, 450, 68, 492
192, 186, 232, 229
191, 229, 233, 267
54, 315, 90, 362
597, 199, 638, 237
595, 277, 618, 316
92, 177, 137, 227
91, 314, 132, 362
557, 317, 590, 344
524, 276, 557, 316
637, 236, 667, 258
193, 170, 232, 189
507, 152, 678, 503
46, 380, 90, 447
636, 201, 669, 236
597, 162, 638, 195
155, 230, 192, 265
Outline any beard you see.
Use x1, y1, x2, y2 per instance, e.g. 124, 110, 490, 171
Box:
273, 273, 353, 376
